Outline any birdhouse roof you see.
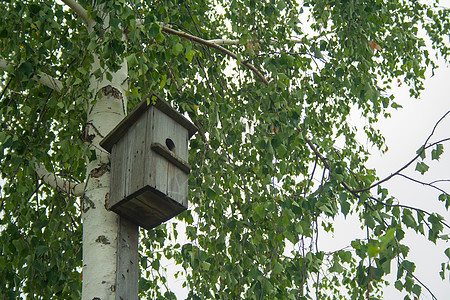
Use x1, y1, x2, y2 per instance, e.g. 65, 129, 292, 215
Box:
100, 93, 197, 153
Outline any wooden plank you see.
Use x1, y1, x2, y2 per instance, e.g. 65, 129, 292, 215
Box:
136, 189, 185, 216
124, 121, 136, 199
111, 187, 186, 230
100, 100, 148, 152
128, 114, 147, 196
167, 164, 189, 207
150, 143, 191, 174
113, 199, 164, 229
115, 217, 138, 300
168, 114, 189, 162
152, 108, 173, 153
165, 112, 189, 207
144, 107, 156, 189
150, 108, 168, 195
151, 94, 197, 138
109, 136, 127, 208
135, 189, 186, 229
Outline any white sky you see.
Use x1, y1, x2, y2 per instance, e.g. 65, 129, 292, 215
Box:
369, 63, 450, 299
318, 61, 450, 299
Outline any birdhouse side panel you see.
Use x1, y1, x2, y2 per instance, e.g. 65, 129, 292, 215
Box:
109, 135, 128, 209
125, 114, 147, 197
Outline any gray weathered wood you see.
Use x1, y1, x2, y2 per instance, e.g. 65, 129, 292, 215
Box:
100, 94, 197, 152
168, 163, 189, 207
115, 217, 138, 300
150, 143, 191, 174
150, 108, 169, 195
109, 135, 127, 209
127, 114, 147, 196
101, 97, 196, 230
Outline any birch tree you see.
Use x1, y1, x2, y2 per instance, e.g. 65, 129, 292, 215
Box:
0, 0, 449, 299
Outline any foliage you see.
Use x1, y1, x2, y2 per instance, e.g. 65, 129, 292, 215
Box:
1, 0, 450, 299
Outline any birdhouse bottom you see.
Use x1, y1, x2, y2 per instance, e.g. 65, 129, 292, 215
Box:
111, 186, 187, 230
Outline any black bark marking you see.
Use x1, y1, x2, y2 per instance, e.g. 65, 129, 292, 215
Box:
104, 192, 110, 210
82, 195, 96, 213
100, 85, 123, 99
95, 235, 110, 245
90, 163, 109, 178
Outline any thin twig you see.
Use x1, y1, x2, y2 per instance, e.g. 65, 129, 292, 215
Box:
397, 173, 449, 196
353, 111, 450, 193
369, 196, 450, 229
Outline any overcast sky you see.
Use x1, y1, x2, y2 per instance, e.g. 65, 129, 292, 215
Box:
318, 59, 450, 299
370, 63, 450, 299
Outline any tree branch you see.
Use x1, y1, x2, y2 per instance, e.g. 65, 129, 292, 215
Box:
35, 163, 85, 197
0, 59, 63, 93
159, 25, 269, 85
352, 111, 450, 193
369, 196, 450, 230
397, 173, 449, 196
205, 37, 304, 45
60, 0, 93, 27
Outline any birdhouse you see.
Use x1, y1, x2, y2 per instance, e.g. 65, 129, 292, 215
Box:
100, 94, 197, 230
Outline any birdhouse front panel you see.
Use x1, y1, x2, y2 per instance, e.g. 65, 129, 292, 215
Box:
144, 106, 189, 207
100, 96, 197, 230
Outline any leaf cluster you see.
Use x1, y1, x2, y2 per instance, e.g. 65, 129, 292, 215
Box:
1, 0, 449, 299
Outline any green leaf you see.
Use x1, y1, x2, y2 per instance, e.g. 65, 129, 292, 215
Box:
331, 261, 344, 272
402, 260, 416, 273
126, 53, 138, 67
339, 192, 350, 216
367, 245, 379, 257
380, 228, 395, 246
73, 77, 82, 85
254, 204, 265, 218
172, 43, 183, 56
18, 61, 33, 75
185, 50, 195, 62
412, 284, 421, 297
0, 131, 6, 143
201, 261, 211, 271
416, 146, 426, 159
148, 23, 161, 39
431, 144, 444, 160
394, 280, 403, 291
415, 162, 429, 175
438, 194, 450, 209
206, 187, 217, 199
272, 261, 284, 275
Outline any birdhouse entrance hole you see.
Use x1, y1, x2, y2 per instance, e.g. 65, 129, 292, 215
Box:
166, 138, 175, 151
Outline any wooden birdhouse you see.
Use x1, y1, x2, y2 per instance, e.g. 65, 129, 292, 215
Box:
100, 94, 197, 230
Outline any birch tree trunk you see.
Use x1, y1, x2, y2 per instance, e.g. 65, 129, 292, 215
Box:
75, 1, 129, 294
81, 57, 128, 299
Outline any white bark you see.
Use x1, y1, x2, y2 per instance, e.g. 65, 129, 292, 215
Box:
0, 59, 63, 92
56, 2, 127, 298
1, 1, 128, 298
81, 57, 127, 299
61, 0, 94, 27
35, 163, 85, 196
206, 39, 240, 45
